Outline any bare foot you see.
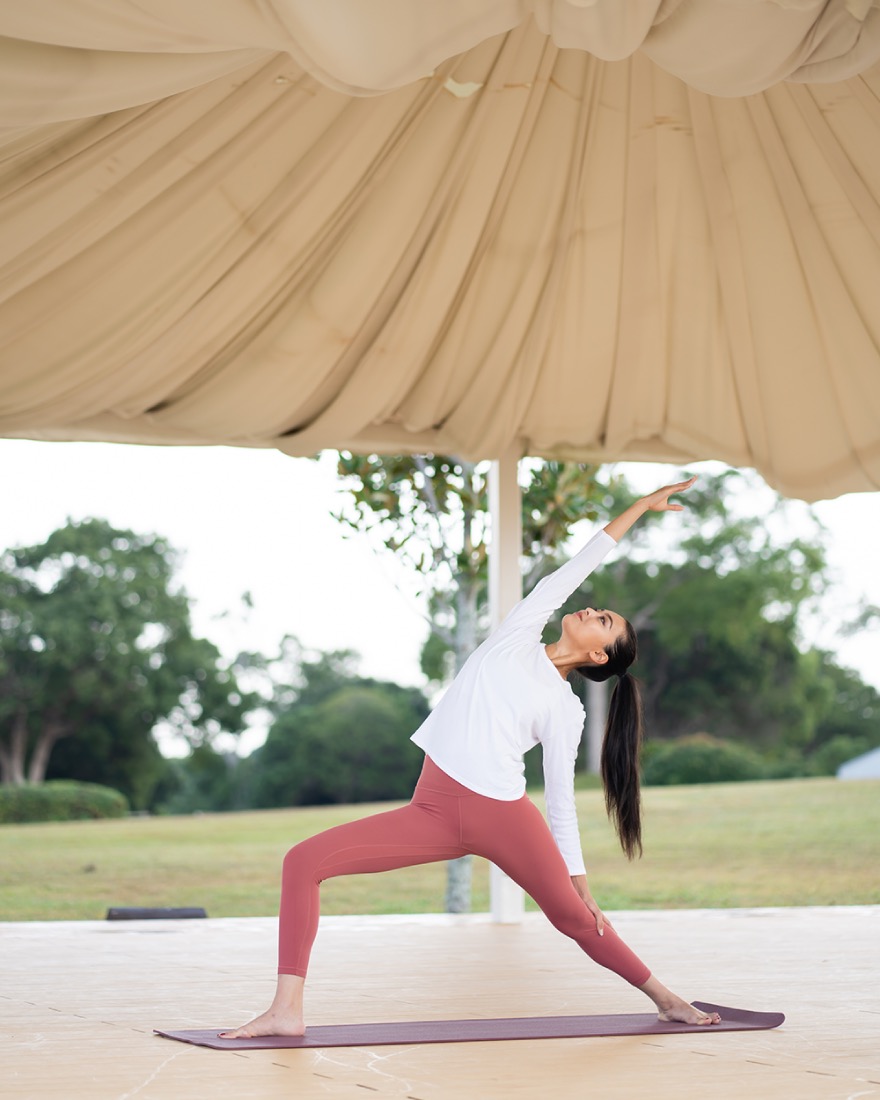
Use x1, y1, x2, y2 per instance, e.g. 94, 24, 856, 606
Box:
218, 1008, 305, 1039
657, 999, 721, 1026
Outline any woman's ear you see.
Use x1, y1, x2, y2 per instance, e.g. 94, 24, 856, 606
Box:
590, 649, 609, 666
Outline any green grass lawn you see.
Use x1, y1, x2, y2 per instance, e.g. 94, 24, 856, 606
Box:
1, 778, 877, 921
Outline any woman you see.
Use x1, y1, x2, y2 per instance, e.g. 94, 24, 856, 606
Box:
221, 475, 721, 1038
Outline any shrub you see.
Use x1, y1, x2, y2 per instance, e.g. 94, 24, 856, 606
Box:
0, 781, 129, 824
642, 733, 766, 786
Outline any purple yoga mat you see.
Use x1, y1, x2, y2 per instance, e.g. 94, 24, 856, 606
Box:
155, 1002, 783, 1049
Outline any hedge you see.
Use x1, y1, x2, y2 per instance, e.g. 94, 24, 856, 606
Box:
642, 733, 767, 786
0, 781, 130, 824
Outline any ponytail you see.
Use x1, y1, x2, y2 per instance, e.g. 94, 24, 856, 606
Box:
600, 673, 643, 860
575, 618, 643, 860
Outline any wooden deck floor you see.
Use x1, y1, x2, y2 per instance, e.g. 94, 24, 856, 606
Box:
3, 906, 879, 1099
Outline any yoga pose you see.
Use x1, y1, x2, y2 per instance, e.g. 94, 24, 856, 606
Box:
221, 476, 721, 1038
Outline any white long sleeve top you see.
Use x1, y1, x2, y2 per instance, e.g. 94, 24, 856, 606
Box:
411, 528, 617, 876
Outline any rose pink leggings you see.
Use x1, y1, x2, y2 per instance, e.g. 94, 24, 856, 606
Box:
277, 755, 651, 987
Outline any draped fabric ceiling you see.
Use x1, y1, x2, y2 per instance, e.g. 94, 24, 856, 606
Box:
2, 1, 880, 501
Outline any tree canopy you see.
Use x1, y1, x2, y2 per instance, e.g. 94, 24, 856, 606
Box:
246, 648, 429, 809
5, 469, 876, 822
334, 453, 622, 677
0, 519, 253, 806
545, 470, 880, 771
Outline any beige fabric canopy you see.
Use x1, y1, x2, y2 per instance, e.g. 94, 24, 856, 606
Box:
1, 1, 880, 500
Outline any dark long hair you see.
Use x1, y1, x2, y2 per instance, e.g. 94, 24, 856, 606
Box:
575, 619, 644, 859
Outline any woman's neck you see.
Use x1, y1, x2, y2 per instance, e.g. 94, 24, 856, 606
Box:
544, 642, 579, 680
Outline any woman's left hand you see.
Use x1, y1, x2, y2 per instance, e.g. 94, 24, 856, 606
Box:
604, 475, 697, 542
640, 475, 698, 513
570, 875, 610, 936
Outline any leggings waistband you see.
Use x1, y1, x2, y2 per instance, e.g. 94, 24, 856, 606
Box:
415, 755, 477, 797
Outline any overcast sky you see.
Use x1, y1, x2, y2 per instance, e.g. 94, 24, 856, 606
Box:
3, 438, 878, 754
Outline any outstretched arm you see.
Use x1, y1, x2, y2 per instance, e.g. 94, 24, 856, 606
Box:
603, 476, 697, 543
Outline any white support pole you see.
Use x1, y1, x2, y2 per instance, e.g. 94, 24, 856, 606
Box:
488, 442, 525, 924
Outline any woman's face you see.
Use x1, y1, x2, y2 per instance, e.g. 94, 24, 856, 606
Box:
560, 607, 626, 665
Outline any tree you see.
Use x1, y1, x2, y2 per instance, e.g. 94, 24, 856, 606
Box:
336, 455, 610, 677
543, 469, 879, 768
248, 648, 429, 808
154, 743, 241, 815
0, 519, 253, 806
796, 654, 880, 774
45, 709, 170, 811
331, 453, 613, 910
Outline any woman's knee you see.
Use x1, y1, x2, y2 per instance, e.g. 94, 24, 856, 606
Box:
544, 898, 599, 940
282, 837, 323, 885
